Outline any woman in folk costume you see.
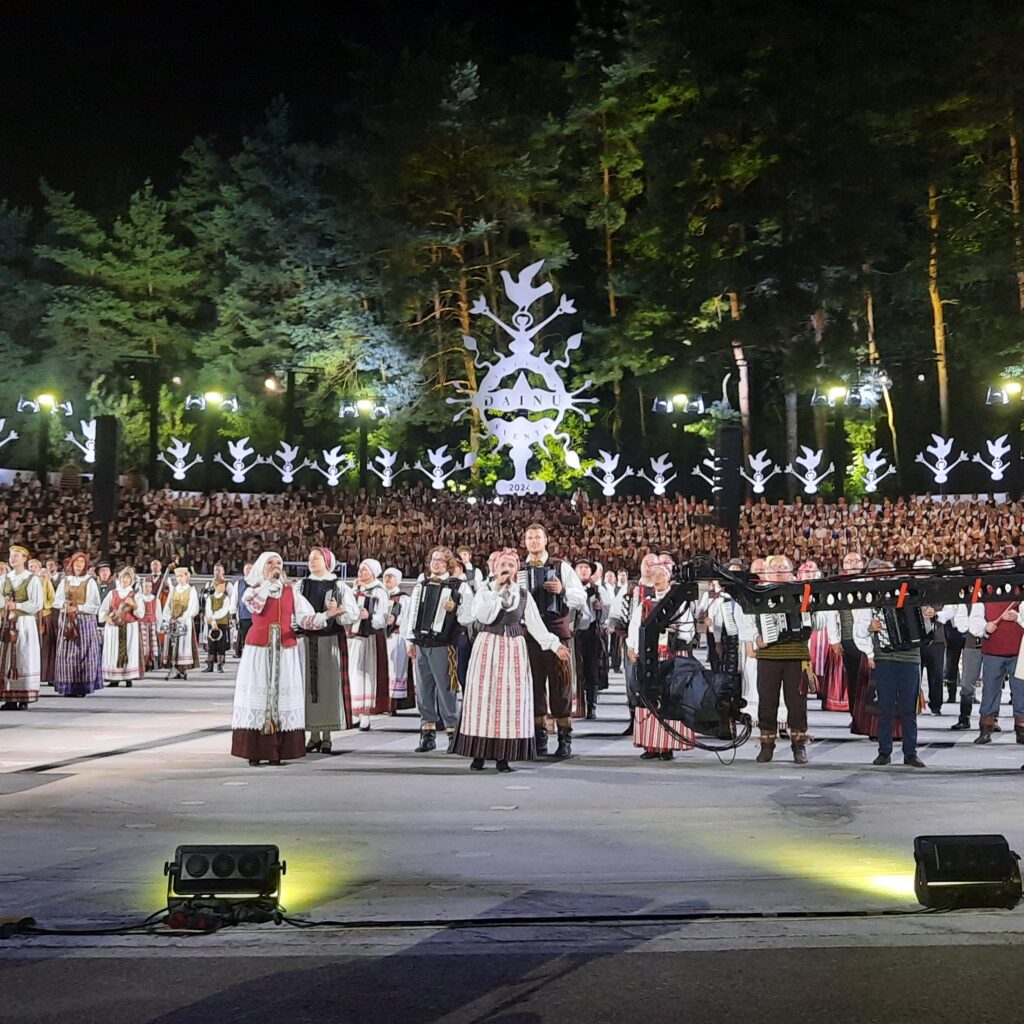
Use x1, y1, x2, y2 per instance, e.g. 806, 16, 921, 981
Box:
29, 560, 57, 685
455, 548, 570, 773
162, 567, 200, 679
299, 547, 358, 754
625, 561, 696, 761
798, 561, 845, 712
347, 558, 390, 730
98, 567, 144, 687
138, 576, 161, 672
203, 577, 235, 673
383, 566, 414, 712
52, 551, 104, 697
0, 545, 44, 709
231, 551, 334, 766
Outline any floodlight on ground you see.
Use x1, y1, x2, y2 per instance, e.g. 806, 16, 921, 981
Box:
165, 844, 286, 900
913, 834, 1022, 910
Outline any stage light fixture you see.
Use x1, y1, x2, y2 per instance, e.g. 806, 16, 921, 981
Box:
651, 397, 673, 414
987, 386, 1009, 406
372, 403, 390, 420
220, 394, 240, 413
17, 397, 40, 414
913, 834, 1022, 910
1006, 381, 1023, 397
809, 389, 829, 407
165, 844, 286, 901
184, 393, 207, 411
339, 401, 358, 419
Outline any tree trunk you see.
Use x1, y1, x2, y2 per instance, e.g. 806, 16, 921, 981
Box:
456, 270, 481, 475
863, 266, 901, 476
1010, 122, 1024, 312
727, 292, 752, 460
928, 185, 950, 435
612, 372, 622, 445
785, 386, 799, 502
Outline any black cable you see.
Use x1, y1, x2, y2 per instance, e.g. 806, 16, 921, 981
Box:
18, 909, 168, 937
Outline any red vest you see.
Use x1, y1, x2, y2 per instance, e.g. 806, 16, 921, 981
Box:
982, 601, 1023, 658
245, 585, 297, 648
111, 590, 139, 623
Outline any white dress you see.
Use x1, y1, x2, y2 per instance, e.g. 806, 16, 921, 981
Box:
0, 570, 43, 702
98, 586, 144, 682
385, 590, 412, 700
347, 582, 389, 716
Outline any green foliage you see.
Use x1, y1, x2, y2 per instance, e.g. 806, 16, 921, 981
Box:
844, 420, 879, 502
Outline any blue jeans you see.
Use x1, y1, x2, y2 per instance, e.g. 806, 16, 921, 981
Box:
874, 660, 919, 759
979, 654, 1024, 718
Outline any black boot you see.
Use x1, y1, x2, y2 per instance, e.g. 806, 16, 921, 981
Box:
415, 728, 437, 753
446, 731, 457, 754
535, 724, 549, 756
553, 726, 573, 759
950, 696, 973, 731
946, 682, 957, 704
203, 662, 214, 673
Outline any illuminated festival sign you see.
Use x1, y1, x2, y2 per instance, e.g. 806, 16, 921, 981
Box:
583, 450, 634, 497
861, 449, 896, 493
64, 418, 96, 464
157, 437, 203, 481
0, 418, 19, 452
916, 434, 966, 486
213, 437, 258, 483
739, 449, 780, 494
973, 435, 1013, 483
306, 447, 354, 488
448, 260, 597, 496
368, 447, 407, 488
260, 442, 307, 484
638, 453, 677, 496
786, 446, 833, 495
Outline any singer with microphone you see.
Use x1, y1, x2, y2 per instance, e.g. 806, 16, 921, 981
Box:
453, 548, 570, 773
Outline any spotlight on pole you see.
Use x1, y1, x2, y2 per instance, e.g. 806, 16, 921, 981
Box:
651, 397, 673, 414
372, 403, 390, 421
355, 398, 374, 415
264, 377, 280, 393
185, 393, 207, 411
987, 386, 1010, 407
339, 401, 358, 419
913, 835, 1022, 910
17, 397, 41, 414
1006, 381, 1024, 398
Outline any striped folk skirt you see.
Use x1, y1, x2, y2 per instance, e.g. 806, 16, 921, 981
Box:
633, 706, 695, 753
454, 632, 537, 762
53, 612, 104, 697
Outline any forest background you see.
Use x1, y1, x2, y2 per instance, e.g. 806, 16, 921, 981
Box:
2, 0, 1023, 501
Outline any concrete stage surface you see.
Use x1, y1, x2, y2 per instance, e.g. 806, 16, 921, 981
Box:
3, 663, 1023, 1023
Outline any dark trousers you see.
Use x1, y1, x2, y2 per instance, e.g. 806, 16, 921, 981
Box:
526, 636, 572, 719
575, 629, 600, 710
236, 618, 251, 657
920, 643, 945, 712
944, 629, 965, 685
874, 659, 920, 758
456, 631, 472, 690
756, 659, 806, 734
842, 640, 865, 720
609, 631, 623, 672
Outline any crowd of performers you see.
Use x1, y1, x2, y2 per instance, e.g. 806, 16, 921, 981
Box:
3, 532, 1023, 773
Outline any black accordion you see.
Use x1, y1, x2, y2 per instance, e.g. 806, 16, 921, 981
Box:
526, 564, 562, 616
351, 592, 376, 638
875, 607, 927, 652
758, 612, 812, 646
412, 580, 460, 645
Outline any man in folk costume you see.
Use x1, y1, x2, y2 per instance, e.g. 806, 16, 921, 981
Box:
625, 561, 697, 760
162, 566, 200, 679
455, 549, 570, 772
403, 547, 475, 754
230, 551, 333, 766
347, 558, 390, 730
519, 523, 586, 758
299, 547, 358, 754
383, 567, 414, 714
203, 576, 235, 673
743, 554, 839, 764
0, 545, 44, 709
29, 559, 57, 686
52, 551, 104, 697
98, 566, 144, 687
572, 557, 604, 721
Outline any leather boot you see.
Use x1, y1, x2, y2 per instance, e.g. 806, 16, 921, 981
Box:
202, 662, 214, 673
446, 730, 457, 754
946, 682, 957, 704
553, 726, 573, 759
535, 724, 549, 756
950, 696, 973, 731
1015, 717, 1024, 745
415, 728, 437, 753
755, 734, 776, 763
790, 732, 809, 764
974, 715, 996, 745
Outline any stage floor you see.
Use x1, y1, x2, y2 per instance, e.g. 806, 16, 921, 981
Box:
3, 663, 1023, 1022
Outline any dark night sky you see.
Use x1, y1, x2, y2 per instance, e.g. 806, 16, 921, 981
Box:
1, 1, 576, 208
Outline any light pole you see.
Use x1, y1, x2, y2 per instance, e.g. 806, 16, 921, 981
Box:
985, 381, 1023, 498
340, 397, 389, 491
184, 391, 239, 493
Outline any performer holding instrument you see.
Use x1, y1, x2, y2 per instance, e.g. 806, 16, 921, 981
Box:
52, 551, 104, 697
162, 566, 199, 679
403, 547, 475, 753
203, 577, 235, 673
518, 523, 586, 758
98, 566, 144, 688
0, 544, 44, 710
347, 558, 390, 730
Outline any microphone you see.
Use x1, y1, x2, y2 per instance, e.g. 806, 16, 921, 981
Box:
271, 571, 282, 581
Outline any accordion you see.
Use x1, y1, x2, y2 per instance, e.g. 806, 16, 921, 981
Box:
758, 612, 812, 646
875, 607, 927, 652
526, 564, 562, 616
413, 580, 460, 645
